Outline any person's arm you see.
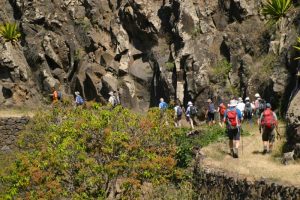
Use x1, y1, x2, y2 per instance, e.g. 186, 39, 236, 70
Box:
273, 112, 278, 126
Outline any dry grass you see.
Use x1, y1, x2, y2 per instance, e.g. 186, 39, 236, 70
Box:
202, 122, 300, 187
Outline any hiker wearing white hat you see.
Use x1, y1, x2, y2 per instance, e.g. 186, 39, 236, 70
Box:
244, 97, 253, 125
75, 91, 84, 106
223, 100, 243, 158
186, 101, 197, 129
108, 91, 116, 106
236, 97, 245, 114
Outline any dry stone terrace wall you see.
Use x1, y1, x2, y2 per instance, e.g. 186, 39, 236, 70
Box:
193, 158, 300, 200
0, 117, 29, 152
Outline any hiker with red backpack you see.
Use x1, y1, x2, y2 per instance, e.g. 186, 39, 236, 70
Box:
259, 103, 278, 154
224, 100, 243, 158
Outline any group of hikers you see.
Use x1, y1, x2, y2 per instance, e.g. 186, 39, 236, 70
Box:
50, 88, 279, 159
159, 93, 279, 159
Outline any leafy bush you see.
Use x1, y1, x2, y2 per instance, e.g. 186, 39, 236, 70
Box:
0, 22, 21, 42
0, 106, 185, 199
262, 0, 292, 24
175, 125, 226, 168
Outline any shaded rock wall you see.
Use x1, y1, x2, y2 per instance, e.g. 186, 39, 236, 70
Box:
194, 157, 300, 200
0, 0, 299, 115
0, 117, 29, 152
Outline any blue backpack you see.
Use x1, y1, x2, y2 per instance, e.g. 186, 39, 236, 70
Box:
77, 96, 84, 105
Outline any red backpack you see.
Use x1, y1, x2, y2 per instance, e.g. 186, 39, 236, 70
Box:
261, 109, 276, 129
227, 109, 238, 129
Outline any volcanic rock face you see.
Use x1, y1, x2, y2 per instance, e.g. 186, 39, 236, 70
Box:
0, 0, 299, 114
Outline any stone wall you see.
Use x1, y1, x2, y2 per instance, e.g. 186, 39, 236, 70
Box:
194, 156, 300, 199
0, 117, 29, 152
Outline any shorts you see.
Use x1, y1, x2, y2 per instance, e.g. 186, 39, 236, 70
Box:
227, 128, 240, 140
262, 127, 275, 142
207, 112, 215, 121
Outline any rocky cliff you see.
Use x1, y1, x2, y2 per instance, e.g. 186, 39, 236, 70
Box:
0, 0, 299, 114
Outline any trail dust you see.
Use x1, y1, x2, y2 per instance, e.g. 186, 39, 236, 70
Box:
201, 122, 300, 187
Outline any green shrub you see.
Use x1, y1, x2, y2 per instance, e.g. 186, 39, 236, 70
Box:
165, 61, 175, 71
0, 22, 21, 42
0, 106, 184, 199
262, 0, 292, 24
211, 59, 232, 84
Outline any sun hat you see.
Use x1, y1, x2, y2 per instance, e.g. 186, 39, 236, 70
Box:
207, 99, 212, 103
75, 91, 80, 95
229, 100, 237, 107
245, 97, 250, 101
109, 91, 114, 96
255, 93, 260, 98
266, 103, 271, 108
188, 101, 193, 106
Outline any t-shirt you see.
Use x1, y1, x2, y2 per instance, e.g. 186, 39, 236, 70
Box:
236, 102, 245, 113
159, 102, 168, 110
208, 103, 215, 113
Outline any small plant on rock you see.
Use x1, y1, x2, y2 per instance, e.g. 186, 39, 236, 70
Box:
0, 22, 21, 42
165, 61, 175, 71
262, 0, 292, 24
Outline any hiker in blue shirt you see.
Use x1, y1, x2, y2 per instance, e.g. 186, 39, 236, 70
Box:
159, 98, 168, 110
223, 100, 243, 158
75, 91, 84, 106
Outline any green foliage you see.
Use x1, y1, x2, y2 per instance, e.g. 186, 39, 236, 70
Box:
175, 126, 226, 168
0, 22, 21, 42
191, 26, 202, 38
211, 59, 232, 84
293, 36, 300, 60
0, 106, 184, 199
165, 61, 175, 71
262, 0, 292, 24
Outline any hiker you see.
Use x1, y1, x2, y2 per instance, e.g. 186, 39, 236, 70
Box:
218, 102, 226, 127
50, 87, 58, 103
108, 91, 116, 107
159, 98, 168, 110
205, 99, 215, 126
254, 93, 261, 117
259, 103, 278, 154
244, 97, 253, 124
113, 90, 121, 106
186, 101, 197, 129
75, 91, 84, 106
224, 100, 243, 158
236, 97, 245, 115
174, 100, 184, 127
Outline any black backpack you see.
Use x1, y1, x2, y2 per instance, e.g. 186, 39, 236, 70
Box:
244, 102, 252, 115
190, 106, 198, 116
259, 99, 266, 113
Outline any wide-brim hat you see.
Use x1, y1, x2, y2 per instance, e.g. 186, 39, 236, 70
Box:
109, 91, 114, 96
255, 93, 260, 98
75, 91, 80, 95
245, 97, 250, 101
229, 100, 237, 107
188, 101, 193, 106
207, 99, 212, 103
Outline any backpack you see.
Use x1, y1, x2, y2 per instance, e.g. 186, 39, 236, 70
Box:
227, 109, 238, 129
161, 102, 168, 110
259, 99, 266, 113
244, 102, 252, 115
57, 91, 62, 100
190, 106, 197, 116
77, 96, 84, 105
176, 106, 182, 116
261, 109, 276, 129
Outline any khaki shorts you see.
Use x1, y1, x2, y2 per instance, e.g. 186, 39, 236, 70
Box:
262, 127, 275, 142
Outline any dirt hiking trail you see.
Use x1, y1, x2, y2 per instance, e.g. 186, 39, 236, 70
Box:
202, 123, 300, 187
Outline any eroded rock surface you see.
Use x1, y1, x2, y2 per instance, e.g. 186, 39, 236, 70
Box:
0, 0, 298, 115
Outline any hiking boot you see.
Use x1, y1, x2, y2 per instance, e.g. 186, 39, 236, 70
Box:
233, 148, 238, 158
230, 149, 234, 156
263, 149, 267, 155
